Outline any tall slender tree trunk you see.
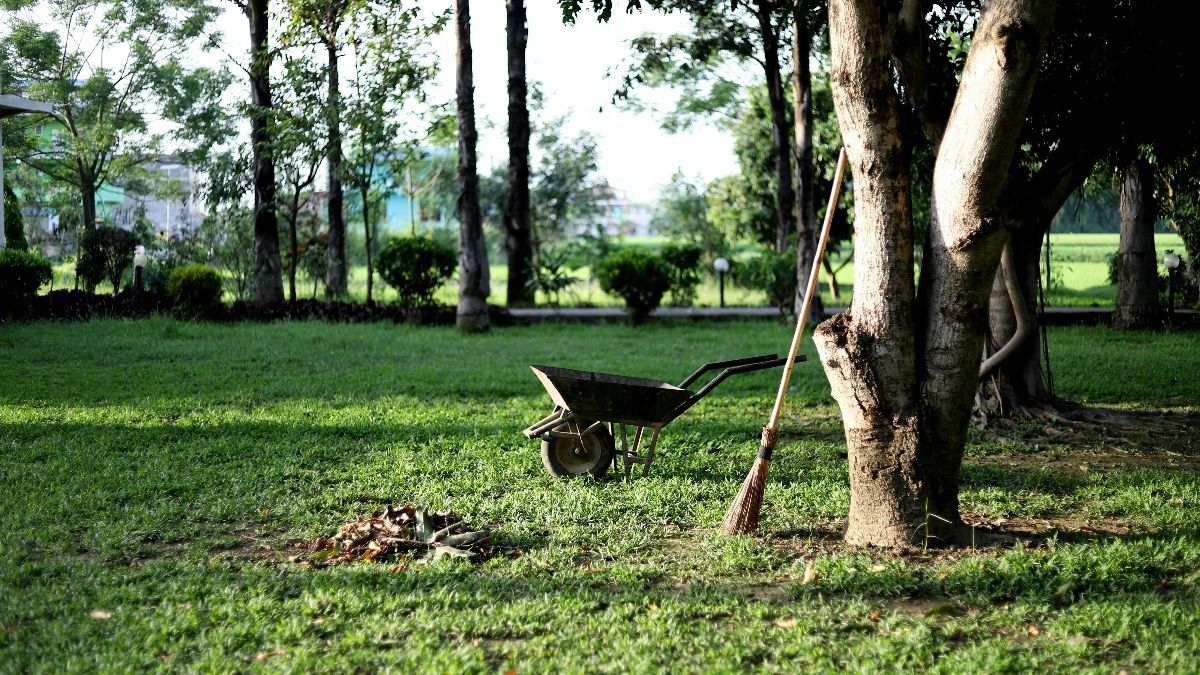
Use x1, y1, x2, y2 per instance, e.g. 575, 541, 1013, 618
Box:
361, 185, 374, 304
1113, 157, 1160, 329
791, 0, 822, 324
287, 200, 299, 302
246, 0, 284, 305
816, 0, 1052, 548
505, 0, 534, 307
325, 37, 348, 297
755, 0, 796, 254
455, 0, 490, 331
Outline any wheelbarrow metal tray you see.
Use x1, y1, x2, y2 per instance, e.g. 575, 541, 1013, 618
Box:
530, 365, 693, 428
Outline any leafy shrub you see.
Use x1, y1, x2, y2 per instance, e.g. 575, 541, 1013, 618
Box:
527, 247, 578, 307
298, 232, 330, 300
77, 226, 138, 293
737, 249, 797, 318
0, 249, 53, 316
596, 248, 671, 323
377, 237, 457, 307
659, 242, 703, 307
167, 264, 223, 318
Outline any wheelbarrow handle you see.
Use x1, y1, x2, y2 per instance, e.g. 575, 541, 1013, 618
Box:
677, 354, 782, 389
666, 354, 806, 425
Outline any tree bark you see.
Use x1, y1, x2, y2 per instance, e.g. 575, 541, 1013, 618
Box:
755, 0, 797, 255
816, 0, 924, 549
505, 0, 534, 307
791, 0, 823, 324
916, 0, 1053, 535
1113, 157, 1160, 329
246, 0, 284, 305
325, 37, 348, 297
455, 0, 490, 331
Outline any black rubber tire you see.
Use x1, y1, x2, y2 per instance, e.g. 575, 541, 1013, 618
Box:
540, 421, 615, 479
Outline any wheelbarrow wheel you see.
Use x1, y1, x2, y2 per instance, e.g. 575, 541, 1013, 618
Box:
541, 422, 615, 479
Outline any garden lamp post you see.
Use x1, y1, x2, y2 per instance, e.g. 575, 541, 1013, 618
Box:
1164, 251, 1181, 325
714, 257, 730, 308
133, 245, 148, 294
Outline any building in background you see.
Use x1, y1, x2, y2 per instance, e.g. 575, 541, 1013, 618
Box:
595, 186, 654, 238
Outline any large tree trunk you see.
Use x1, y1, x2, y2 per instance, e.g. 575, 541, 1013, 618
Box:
504, 0, 534, 307
246, 0, 284, 305
454, 0, 490, 331
1113, 157, 1160, 329
791, 0, 823, 324
325, 38, 348, 297
915, 0, 1052, 537
816, 0, 924, 549
755, 0, 796, 254
817, 0, 1052, 549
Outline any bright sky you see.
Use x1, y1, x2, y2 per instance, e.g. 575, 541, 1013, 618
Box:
211, 1, 738, 202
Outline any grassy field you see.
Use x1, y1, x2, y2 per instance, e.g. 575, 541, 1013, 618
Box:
1, 319, 1198, 671
47, 232, 1189, 310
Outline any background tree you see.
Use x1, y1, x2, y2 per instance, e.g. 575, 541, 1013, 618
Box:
273, 50, 327, 303
454, 0, 489, 330
652, 171, 723, 262
238, 0, 285, 303
610, 0, 797, 253
288, 0, 351, 296
0, 0, 218, 273
340, 0, 442, 304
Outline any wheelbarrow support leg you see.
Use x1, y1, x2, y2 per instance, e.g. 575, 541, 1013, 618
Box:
641, 428, 661, 477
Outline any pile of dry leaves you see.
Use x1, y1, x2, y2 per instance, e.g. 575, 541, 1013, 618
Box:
308, 505, 494, 565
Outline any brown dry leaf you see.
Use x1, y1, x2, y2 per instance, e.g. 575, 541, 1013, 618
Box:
88, 610, 112, 620
1026, 624, 1041, 637
255, 648, 287, 662
801, 562, 817, 585
868, 611, 881, 623
772, 618, 798, 629
647, 602, 659, 612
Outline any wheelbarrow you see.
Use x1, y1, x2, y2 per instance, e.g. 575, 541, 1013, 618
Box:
522, 354, 804, 478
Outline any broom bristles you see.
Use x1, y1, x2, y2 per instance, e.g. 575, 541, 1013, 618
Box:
719, 455, 770, 535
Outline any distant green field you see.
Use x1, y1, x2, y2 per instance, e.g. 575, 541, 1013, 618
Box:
44, 232, 1188, 309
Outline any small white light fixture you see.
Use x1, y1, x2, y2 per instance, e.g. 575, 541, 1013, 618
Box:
713, 257, 730, 274
133, 245, 148, 269
1163, 252, 1181, 270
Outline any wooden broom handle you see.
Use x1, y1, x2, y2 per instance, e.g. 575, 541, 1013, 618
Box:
766, 147, 848, 432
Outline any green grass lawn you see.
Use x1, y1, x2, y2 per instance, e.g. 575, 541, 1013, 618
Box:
1, 320, 1198, 671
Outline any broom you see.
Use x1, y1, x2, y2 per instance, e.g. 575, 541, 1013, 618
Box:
719, 147, 849, 535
